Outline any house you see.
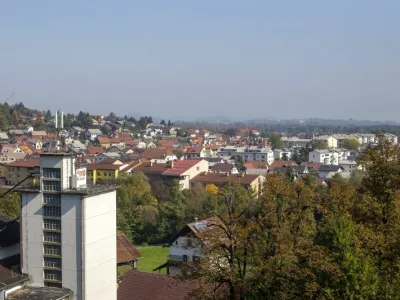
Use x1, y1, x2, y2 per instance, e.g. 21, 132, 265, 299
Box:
281, 137, 312, 149
118, 271, 196, 300
8, 129, 23, 136
312, 135, 338, 148
0, 132, 9, 142
210, 163, 239, 174
86, 161, 140, 184
30, 131, 47, 139
243, 161, 269, 175
97, 136, 124, 149
273, 149, 292, 160
185, 147, 207, 159
154, 217, 220, 275
117, 233, 142, 271
85, 128, 103, 141
339, 160, 361, 172
70, 126, 85, 137
318, 165, 345, 179
134, 159, 209, 190
217, 146, 274, 165
267, 160, 298, 172
354, 134, 376, 145
190, 172, 265, 197
300, 162, 322, 172
96, 152, 122, 163
139, 147, 177, 162
136, 141, 147, 149
87, 146, 104, 156
204, 145, 219, 157
68, 140, 87, 153
4, 160, 40, 186
332, 134, 359, 148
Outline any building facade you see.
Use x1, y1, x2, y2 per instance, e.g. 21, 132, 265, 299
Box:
19, 153, 117, 300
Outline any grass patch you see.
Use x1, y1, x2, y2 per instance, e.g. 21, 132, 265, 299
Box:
136, 245, 169, 274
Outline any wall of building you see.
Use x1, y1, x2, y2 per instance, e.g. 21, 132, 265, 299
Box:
83, 190, 117, 300
20, 192, 44, 286
61, 194, 83, 299
180, 160, 209, 190
40, 155, 75, 190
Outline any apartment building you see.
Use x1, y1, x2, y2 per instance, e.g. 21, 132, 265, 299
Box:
308, 149, 351, 165
18, 153, 117, 300
4, 159, 40, 186
217, 146, 274, 165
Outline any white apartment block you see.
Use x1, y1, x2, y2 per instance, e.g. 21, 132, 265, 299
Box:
19, 153, 117, 300
218, 146, 274, 165
281, 137, 312, 149
309, 149, 351, 166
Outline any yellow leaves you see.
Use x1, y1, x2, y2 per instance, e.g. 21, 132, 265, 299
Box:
205, 184, 219, 195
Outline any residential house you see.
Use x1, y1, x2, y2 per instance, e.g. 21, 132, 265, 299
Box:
30, 131, 47, 139
96, 152, 122, 163
67, 140, 87, 153
267, 160, 298, 172
0, 132, 9, 142
318, 165, 345, 179
4, 160, 40, 186
354, 134, 376, 145
136, 141, 147, 149
312, 135, 338, 148
70, 126, 85, 137
210, 163, 239, 174
281, 137, 312, 149
190, 172, 265, 197
106, 145, 125, 153
217, 146, 274, 165
97, 136, 124, 149
86, 161, 140, 184
243, 161, 269, 175
154, 218, 220, 275
185, 147, 207, 159
332, 134, 358, 148
134, 159, 209, 190
204, 145, 219, 157
87, 147, 104, 156
118, 271, 196, 300
139, 147, 177, 162
85, 128, 103, 141
117, 233, 142, 271
300, 162, 322, 172
0, 145, 27, 163
339, 160, 361, 173
8, 129, 23, 136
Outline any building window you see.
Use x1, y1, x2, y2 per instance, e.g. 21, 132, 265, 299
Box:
183, 255, 188, 262
44, 206, 61, 217
43, 194, 61, 205
196, 166, 200, 171
43, 181, 61, 191
44, 270, 62, 281
44, 244, 61, 256
42, 168, 61, 179
44, 257, 61, 269
44, 232, 61, 243
43, 219, 61, 231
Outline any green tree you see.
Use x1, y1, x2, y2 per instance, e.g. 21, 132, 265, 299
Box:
268, 133, 284, 149
343, 138, 361, 150
313, 140, 329, 149
0, 190, 20, 219
281, 152, 289, 161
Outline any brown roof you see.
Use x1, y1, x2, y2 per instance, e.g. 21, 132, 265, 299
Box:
190, 172, 260, 185
87, 147, 104, 155
139, 147, 167, 160
243, 161, 268, 169
85, 163, 120, 171
210, 163, 235, 172
301, 161, 322, 170
117, 233, 141, 263
5, 159, 39, 168
118, 271, 196, 300
268, 160, 298, 171
133, 162, 169, 174
31, 131, 47, 136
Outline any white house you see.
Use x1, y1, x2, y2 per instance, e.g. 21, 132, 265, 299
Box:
217, 146, 274, 165
318, 165, 345, 178
309, 150, 339, 165
85, 128, 103, 141
154, 218, 220, 275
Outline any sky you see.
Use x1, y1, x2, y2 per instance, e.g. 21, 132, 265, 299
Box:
0, 1, 399, 121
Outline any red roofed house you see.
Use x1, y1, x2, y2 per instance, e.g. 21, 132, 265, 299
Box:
30, 131, 47, 138
117, 233, 142, 271
134, 159, 209, 190
5, 159, 40, 186
185, 147, 206, 159
139, 147, 177, 162
87, 146, 104, 156
97, 136, 124, 149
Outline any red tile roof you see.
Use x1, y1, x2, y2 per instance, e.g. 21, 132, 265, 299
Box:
98, 136, 121, 144
186, 147, 203, 154
31, 131, 47, 136
117, 233, 142, 263
268, 160, 298, 171
210, 163, 236, 172
6, 159, 39, 168
117, 271, 196, 300
163, 159, 202, 176
139, 148, 168, 160
301, 162, 322, 170
134, 162, 170, 174
243, 161, 268, 169
87, 147, 104, 155
190, 172, 260, 185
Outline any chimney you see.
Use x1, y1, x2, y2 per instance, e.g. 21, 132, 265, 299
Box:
150, 161, 153, 167
171, 160, 174, 169
226, 171, 230, 176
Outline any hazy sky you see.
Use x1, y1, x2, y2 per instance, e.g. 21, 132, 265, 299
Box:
0, 1, 399, 121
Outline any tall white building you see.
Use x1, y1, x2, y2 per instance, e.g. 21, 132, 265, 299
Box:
19, 153, 117, 300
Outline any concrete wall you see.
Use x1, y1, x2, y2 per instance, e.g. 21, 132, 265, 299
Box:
20, 192, 44, 286
40, 156, 75, 190
61, 194, 83, 299
83, 191, 117, 300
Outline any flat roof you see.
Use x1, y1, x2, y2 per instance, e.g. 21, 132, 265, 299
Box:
15, 184, 118, 197
7, 287, 71, 300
